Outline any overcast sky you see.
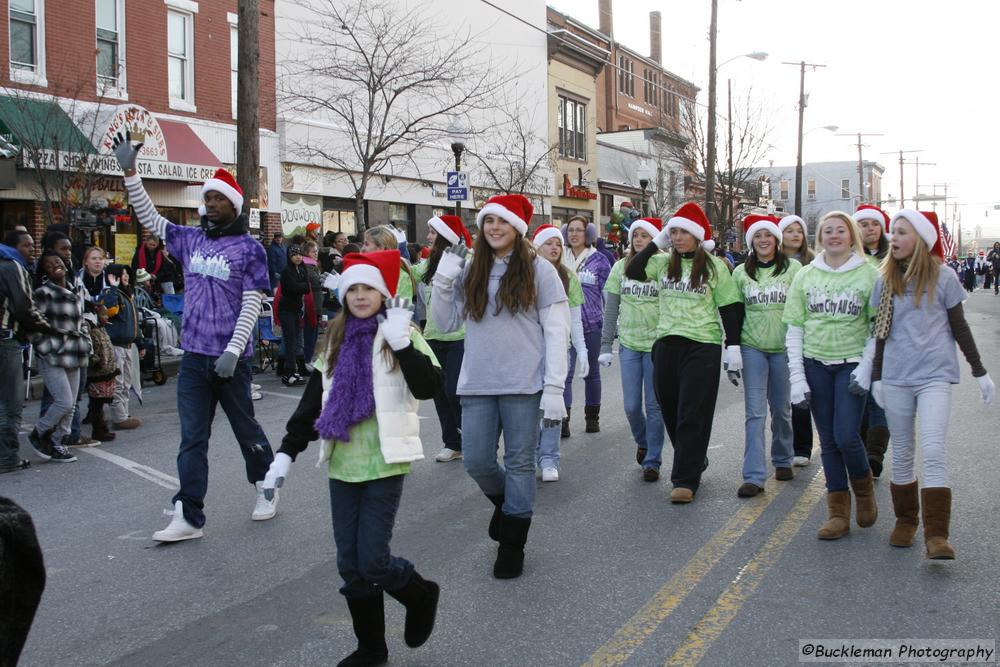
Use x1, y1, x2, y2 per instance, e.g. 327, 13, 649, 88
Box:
545, 0, 1000, 237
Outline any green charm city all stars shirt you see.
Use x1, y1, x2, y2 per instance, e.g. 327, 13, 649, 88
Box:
641, 252, 741, 345
732, 258, 802, 353
782, 255, 878, 361
604, 257, 660, 352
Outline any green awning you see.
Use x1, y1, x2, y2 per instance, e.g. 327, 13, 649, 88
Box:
0, 94, 96, 158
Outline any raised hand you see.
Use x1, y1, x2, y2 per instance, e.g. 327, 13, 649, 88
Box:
111, 130, 145, 174
378, 296, 414, 351
435, 242, 469, 283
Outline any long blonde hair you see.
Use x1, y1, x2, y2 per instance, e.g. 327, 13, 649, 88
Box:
363, 226, 416, 296
880, 223, 940, 308
815, 211, 866, 260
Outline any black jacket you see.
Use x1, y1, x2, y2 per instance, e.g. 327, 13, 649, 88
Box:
279, 262, 311, 313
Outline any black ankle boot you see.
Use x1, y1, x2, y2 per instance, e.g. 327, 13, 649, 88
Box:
338, 594, 388, 667
296, 356, 307, 376
486, 494, 504, 541
386, 571, 440, 648
494, 514, 532, 579
560, 407, 571, 438
584, 405, 601, 433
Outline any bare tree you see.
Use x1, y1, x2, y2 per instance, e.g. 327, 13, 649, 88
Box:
465, 104, 555, 215
279, 0, 517, 231
1, 77, 115, 228
663, 88, 773, 241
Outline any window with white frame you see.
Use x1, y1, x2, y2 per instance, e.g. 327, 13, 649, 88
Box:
168, 8, 195, 109
230, 23, 238, 118
96, 0, 125, 93
841, 178, 851, 199
9, 0, 44, 80
558, 95, 586, 161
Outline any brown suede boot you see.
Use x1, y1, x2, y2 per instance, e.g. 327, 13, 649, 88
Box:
817, 490, 851, 540
849, 471, 878, 527
865, 426, 890, 478
889, 481, 919, 547
584, 405, 600, 433
921, 487, 956, 560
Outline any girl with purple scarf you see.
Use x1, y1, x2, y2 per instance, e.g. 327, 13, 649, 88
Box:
263, 249, 443, 666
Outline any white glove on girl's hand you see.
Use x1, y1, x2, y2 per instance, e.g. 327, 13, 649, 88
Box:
576, 348, 590, 378
977, 373, 996, 405
377, 297, 414, 351
871, 380, 885, 409
848, 363, 872, 396
322, 271, 340, 292
723, 345, 742, 387
790, 379, 811, 408
652, 226, 671, 250
541, 391, 567, 427
262, 452, 292, 501
598, 352, 613, 368
435, 243, 469, 283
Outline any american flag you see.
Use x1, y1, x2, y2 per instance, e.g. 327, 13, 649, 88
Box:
941, 221, 957, 258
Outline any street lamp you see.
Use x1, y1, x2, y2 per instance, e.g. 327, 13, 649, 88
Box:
451, 141, 465, 219
639, 178, 650, 216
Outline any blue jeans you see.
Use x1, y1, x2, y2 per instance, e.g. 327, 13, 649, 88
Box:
537, 421, 560, 469
0, 339, 25, 467
428, 339, 464, 451
173, 352, 274, 528
619, 345, 664, 469
565, 328, 603, 407
741, 346, 793, 486
40, 366, 86, 443
865, 393, 887, 428
329, 474, 414, 599
804, 358, 870, 491
460, 393, 541, 518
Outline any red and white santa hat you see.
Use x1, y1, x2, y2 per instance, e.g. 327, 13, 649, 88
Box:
743, 214, 782, 248
428, 214, 472, 247
890, 209, 944, 260
854, 204, 890, 236
629, 217, 662, 242
531, 224, 563, 248
778, 214, 807, 236
666, 202, 714, 251
199, 168, 243, 217
476, 194, 533, 236
339, 250, 401, 299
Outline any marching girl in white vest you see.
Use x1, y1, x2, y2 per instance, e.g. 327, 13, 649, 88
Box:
263, 250, 443, 667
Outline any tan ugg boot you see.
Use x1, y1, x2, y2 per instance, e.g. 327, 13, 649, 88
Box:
921, 487, 956, 560
849, 471, 878, 527
889, 481, 919, 547
817, 490, 851, 540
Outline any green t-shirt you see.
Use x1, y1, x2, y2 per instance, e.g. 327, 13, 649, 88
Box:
604, 257, 660, 352
316, 329, 440, 482
732, 259, 802, 353
782, 259, 878, 361
411, 260, 464, 342
397, 268, 414, 300
865, 252, 884, 269
567, 270, 584, 308
641, 252, 741, 345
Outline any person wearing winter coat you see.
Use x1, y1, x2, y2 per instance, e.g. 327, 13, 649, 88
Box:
278, 245, 311, 385
263, 250, 443, 666
131, 235, 175, 294
99, 264, 143, 431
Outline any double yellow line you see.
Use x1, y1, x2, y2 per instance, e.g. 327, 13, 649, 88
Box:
584, 468, 826, 667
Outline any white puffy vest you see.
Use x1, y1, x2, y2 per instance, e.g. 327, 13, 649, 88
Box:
316, 330, 424, 467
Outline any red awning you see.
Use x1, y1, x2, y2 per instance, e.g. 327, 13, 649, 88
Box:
158, 119, 222, 168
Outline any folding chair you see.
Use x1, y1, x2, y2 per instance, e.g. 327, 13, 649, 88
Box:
161, 293, 184, 317
256, 302, 282, 372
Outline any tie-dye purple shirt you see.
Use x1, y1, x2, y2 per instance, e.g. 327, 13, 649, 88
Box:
166, 226, 270, 358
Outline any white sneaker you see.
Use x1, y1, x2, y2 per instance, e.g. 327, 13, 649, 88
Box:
434, 447, 462, 462
793, 456, 811, 467
252, 481, 278, 521
251, 383, 262, 391
251, 390, 263, 401
541, 467, 560, 482
152, 501, 203, 542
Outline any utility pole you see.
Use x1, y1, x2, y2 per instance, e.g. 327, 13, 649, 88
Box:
704, 0, 719, 227
881, 149, 921, 209
236, 0, 260, 220
782, 61, 826, 216
837, 132, 883, 205
905, 159, 936, 207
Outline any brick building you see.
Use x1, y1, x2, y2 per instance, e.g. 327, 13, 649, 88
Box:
0, 0, 281, 261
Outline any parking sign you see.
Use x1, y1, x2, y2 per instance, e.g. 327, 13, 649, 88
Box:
447, 171, 468, 201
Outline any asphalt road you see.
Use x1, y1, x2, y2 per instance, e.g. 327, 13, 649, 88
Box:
6, 291, 1000, 667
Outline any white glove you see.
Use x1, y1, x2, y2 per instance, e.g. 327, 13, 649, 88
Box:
435, 242, 468, 283
106, 273, 120, 287
575, 346, 589, 378
322, 271, 340, 291
871, 380, 885, 409
790, 379, 811, 408
262, 452, 292, 501
723, 345, 742, 387
541, 390, 567, 427
598, 352, 613, 368
848, 338, 875, 396
652, 226, 671, 250
377, 297, 413, 351
977, 373, 996, 405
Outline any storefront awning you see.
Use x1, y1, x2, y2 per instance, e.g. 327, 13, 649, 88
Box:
158, 119, 221, 169
0, 94, 96, 157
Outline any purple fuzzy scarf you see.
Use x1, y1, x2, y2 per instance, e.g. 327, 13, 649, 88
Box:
314, 314, 379, 441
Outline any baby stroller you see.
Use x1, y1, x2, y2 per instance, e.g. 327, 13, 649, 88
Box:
139, 310, 166, 386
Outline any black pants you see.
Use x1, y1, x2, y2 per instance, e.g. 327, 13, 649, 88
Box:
792, 404, 814, 458
428, 339, 464, 451
651, 338, 721, 491
278, 309, 302, 375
